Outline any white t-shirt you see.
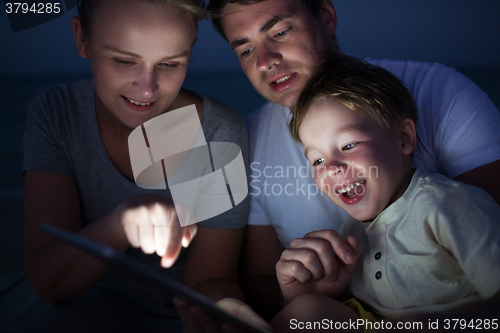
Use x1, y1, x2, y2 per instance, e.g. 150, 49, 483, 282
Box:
246, 59, 500, 248
339, 168, 500, 318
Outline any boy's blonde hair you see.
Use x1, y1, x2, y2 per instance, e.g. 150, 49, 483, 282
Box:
289, 54, 418, 144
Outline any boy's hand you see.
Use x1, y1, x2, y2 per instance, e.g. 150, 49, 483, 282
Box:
275, 230, 362, 304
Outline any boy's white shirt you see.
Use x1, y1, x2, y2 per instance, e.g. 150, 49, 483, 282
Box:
339, 168, 500, 318
246, 58, 500, 248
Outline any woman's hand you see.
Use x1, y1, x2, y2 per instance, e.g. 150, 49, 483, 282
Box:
115, 193, 198, 267
174, 297, 272, 333
275, 230, 362, 304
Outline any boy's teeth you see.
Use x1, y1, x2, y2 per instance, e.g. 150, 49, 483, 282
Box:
337, 180, 366, 194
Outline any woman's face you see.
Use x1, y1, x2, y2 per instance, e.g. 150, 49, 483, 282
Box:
80, 0, 197, 130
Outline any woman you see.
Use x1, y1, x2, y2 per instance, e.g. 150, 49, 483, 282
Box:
21, 0, 261, 331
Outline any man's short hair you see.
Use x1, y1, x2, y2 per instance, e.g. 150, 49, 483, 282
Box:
289, 54, 418, 144
207, 0, 323, 41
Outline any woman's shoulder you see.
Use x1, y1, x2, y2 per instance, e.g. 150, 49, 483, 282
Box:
31, 79, 93, 101
29, 79, 94, 115
200, 95, 247, 143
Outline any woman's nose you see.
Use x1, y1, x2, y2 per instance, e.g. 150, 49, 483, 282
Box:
133, 68, 158, 98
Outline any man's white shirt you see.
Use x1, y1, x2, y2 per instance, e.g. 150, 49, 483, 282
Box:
246, 59, 500, 247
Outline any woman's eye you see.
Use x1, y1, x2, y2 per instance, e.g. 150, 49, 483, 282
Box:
240, 47, 255, 58
313, 158, 325, 166
159, 62, 178, 70
342, 143, 357, 151
115, 59, 135, 66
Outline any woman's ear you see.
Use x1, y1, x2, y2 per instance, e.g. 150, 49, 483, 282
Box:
400, 118, 417, 156
72, 16, 90, 59
320, 0, 337, 38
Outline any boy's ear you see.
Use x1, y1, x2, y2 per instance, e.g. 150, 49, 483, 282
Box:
319, 0, 337, 38
72, 16, 90, 59
400, 118, 417, 156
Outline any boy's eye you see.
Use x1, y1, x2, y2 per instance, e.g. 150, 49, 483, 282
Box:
313, 158, 325, 166
240, 47, 255, 58
342, 143, 357, 151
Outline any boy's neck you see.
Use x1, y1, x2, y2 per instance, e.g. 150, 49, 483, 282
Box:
363, 167, 416, 223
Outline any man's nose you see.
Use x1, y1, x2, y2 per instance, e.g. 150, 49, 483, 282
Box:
256, 43, 282, 71
133, 67, 159, 98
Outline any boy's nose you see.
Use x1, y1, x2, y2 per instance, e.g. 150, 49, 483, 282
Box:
326, 164, 347, 177
313, 160, 348, 180
326, 157, 350, 177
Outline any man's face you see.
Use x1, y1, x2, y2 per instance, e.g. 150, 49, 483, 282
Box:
221, 0, 336, 107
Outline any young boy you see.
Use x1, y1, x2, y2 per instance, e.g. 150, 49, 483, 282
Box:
284, 55, 500, 321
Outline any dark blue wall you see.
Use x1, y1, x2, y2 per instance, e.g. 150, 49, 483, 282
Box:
1, 0, 499, 76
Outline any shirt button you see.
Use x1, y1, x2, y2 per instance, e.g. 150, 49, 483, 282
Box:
375, 252, 382, 260
375, 271, 382, 279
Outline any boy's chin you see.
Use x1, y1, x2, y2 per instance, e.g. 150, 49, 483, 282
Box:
329, 195, 377, 222
343, 206, 377, 222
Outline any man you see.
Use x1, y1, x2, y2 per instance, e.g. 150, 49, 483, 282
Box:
207, 0, 500, 322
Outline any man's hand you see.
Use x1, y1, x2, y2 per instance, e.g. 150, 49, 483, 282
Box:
115, 194, 198, 268
276, 230, 362, 303
174, 297, 272, 333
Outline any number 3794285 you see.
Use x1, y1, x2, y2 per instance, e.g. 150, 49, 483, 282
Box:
444, 319, 498, 330
6, 3, 61, 14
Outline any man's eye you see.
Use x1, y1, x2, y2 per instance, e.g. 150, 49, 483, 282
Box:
313, 158, 325, 166
342, 143, 357, 151
240, 47, 255, 58
274, 28, 290, 38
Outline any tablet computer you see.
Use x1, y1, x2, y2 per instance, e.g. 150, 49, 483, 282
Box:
40, 223, 271, 333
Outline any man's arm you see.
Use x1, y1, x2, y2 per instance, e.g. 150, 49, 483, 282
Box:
241, 225, 286, 321
454, 159, 500, 206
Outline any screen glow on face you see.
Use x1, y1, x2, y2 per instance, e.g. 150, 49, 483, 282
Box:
300, 98, 410, 221
87, 0, 196, 130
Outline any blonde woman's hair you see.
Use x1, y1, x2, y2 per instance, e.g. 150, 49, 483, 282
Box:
77, 0, 206, 37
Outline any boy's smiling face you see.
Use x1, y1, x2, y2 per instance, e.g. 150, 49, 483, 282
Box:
299, 97, 416, 221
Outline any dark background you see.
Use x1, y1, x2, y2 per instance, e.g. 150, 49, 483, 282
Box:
1, 0, 500, 330
2, 0, 500, 75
